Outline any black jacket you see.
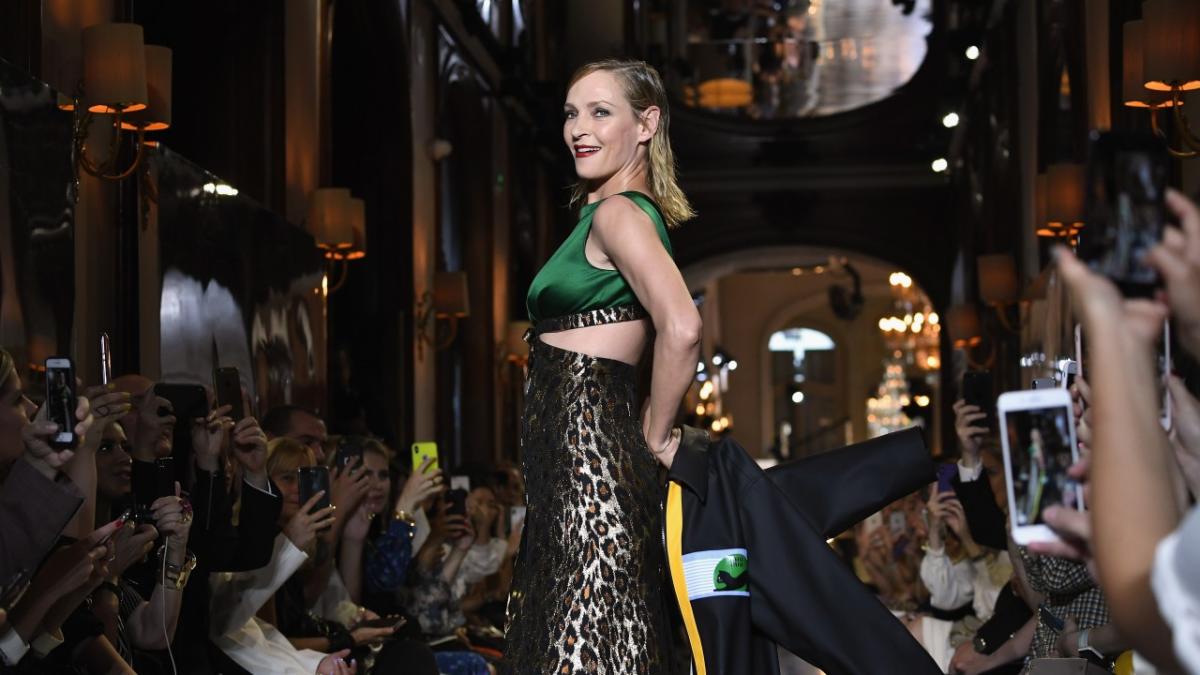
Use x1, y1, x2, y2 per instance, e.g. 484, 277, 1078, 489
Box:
664, 426, 943, 675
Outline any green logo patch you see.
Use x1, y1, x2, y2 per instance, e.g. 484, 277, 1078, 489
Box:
713, 553, 748, 591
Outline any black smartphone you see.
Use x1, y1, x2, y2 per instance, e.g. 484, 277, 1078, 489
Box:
445, 488, 468, 517
1080, 130, 1170, 297
962, 370, 994, 422
935, 463, 957, 494
155, 457, 176, 499
335, 437, 365, 471
44, 357, 77, 448
298, 466, 332, 514
0, 569, 30, 611
213, 366, 245, 421
154, 383, 208, 426
1039, 605, 1066, 632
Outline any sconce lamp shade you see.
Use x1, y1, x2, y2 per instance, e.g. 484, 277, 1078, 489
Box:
433, 272, 470, 318
977, 254, 1020, 305
1046, 163, 1085, 227
696, 78, 753, 108
308, 188, 354, 252
506, 320, 532, 361
120, 46, 172, 130
343, 197, 366, 260
1123, 21, 1178, 108
82, 23, 148, 113
946, 303, 982, 348
1143, 0, 1200, 92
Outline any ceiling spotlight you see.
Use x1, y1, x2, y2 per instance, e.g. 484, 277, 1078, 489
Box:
942, 112, 960, 128
727, 360, 738, 371
791, 391, 805, 404
965, 45, 980, 61
712, 354, 724, 366
931, 158, 949, 173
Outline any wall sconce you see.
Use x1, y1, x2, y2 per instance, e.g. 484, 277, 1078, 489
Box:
497, 319, 532, 383
415, 271, 470, 359
945, 303, 996, 369
428, 139, 454, 162
71, 24, 170, 181
683, 78, 753, 108
308, 188, 366, 294
977, 253, 1021, 332
1142, 0, 1200, 158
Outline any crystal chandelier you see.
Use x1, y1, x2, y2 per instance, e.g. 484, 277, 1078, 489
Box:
878, 273, 941, 370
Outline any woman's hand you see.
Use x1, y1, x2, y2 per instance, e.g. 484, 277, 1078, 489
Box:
396, 458, 443, 515
151, 482, 193, 546
330, 462, 369, 521
1147, 189, 1200, 360
23, 396, 94, 474
350, 624, 395, 645
316, 651, 357, 675
284, 492, 336, 551
81, 387, 132, 448
941, 496, 976, 550
230, 415, 269, 486
192, 404, 234, 473
953, 400, 988, 464
108, 523, 160, 579
648, 427, 680, 469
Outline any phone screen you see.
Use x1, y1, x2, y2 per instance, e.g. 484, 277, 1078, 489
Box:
1003, 403, 1082, 529
1080, 131, 1170, 296
45, 358, 76, 447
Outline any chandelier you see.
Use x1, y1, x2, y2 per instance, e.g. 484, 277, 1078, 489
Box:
878, 272, 941, 370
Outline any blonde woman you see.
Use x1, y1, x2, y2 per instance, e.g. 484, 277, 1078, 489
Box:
507, 59, 700, 672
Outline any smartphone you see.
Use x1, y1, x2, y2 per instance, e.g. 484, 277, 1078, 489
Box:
445, 488, 468, 517
1039, 605, 1066, 632
45, 357, 77, 448
887, 510, 906, 536
962, 370, 994, 423
155, 457, 176, 499
154, 383, 207, 424
864, 511, 884, 532
411, 441, 439, 474
509, 505, 527, 533
935, 463, 957, 494
1059, 360, 1078, 390
0, 569, 30, 611
335, 436, 364, 471
1080, 130, 1170, 297
298, 465, 332, 514
99, 333, 112, 386
999, 389, 1083, 545
1031, 377, 1057, 390
213, 366, 245, 421
1159, 320, 1172, 431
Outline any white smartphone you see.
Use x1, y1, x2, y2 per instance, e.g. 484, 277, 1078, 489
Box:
45, 357, 77, 447
998, 388, 1084, 545
1159, 320, 1172, 431
864, 511, 884, 532
509, 505, 526, 532
1074, 324, 1084, 378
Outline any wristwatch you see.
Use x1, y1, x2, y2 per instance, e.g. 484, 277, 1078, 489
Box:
1077, 628, 1105, 664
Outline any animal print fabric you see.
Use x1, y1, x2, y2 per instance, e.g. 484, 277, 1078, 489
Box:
504, 306, 675, 674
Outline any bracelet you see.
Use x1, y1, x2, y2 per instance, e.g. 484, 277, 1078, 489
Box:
393, 509, 415, 525
655, 428, 681, 455
157, 551, 197, 590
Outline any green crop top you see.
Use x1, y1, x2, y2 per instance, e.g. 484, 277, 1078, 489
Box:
526, 191, 674, 324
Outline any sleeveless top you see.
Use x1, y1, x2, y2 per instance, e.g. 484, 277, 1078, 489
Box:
525, 191, 674, 324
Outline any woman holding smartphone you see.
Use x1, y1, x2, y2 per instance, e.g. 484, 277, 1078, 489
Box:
505, 59, 700, 673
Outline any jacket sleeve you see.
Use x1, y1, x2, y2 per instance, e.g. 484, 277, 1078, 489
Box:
733, 446, 943, 675
0, 459, 82, 580
209, 533, 307, 637
189, 470, 282, 574
766, 427, 934, 538
232, 479, 283, 570
920, 548, 973, 611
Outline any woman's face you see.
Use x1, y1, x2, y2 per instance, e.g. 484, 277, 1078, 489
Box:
563, 70, 655, 186
273, 459, 314, 524
362, 451, 391, 516
95, 424, 133, 501
0, 373, 35, 467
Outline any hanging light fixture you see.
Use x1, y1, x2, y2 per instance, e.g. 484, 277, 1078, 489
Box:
71, 23, 169, 181
1141, 0, 1200, 158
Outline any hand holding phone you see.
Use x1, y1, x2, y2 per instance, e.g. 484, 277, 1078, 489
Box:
213, 367, 245, 421
999, 389, 1084, 545
298, 466, 333, 517
336, 437, 365, 471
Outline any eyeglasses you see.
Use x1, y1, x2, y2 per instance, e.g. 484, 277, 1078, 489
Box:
98, 440, 133, 455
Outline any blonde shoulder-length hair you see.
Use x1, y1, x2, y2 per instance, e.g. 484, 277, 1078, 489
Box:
567, 59, 695, 229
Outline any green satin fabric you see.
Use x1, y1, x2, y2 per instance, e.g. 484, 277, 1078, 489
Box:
525, 191, 674, 324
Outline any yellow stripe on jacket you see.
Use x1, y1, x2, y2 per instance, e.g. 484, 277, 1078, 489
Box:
667, 482, 706, 675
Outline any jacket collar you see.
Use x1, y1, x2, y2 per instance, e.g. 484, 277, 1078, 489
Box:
668, 425, 711, 504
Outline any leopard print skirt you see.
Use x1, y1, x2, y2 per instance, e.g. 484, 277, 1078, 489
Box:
504, 308, 675, 674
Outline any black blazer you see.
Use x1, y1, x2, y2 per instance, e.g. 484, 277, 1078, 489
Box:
665, 427, 943, 675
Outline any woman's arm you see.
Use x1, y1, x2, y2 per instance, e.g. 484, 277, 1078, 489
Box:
592, 197, 701, 465
964, 615, 1035, 675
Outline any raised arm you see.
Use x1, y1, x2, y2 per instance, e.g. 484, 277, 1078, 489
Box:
592, 196, 700, 467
